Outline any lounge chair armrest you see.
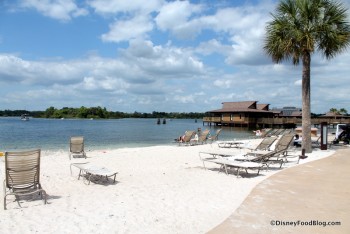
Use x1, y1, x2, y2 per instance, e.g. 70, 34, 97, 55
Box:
70, 162, 90, 175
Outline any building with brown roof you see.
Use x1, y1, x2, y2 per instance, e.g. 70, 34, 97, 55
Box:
203, 101, 274, 127
203, 101, 350, 128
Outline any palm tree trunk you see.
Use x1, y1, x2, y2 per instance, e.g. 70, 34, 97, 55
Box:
302, 52, 312, 153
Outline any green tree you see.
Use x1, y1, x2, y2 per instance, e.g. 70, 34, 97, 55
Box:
339, 108, 348, 115
77, 106, 88, 118
44, 106, 56, 118
264, 0, 350, 153
330, 108, 339, 114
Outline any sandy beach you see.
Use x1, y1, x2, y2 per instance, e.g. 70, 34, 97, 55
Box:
209, 147, 350, 234
0, 140, 342, 233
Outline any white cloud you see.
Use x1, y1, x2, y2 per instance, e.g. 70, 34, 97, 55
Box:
19, 0, 88, 21
2, 1, 350, 113
81, 76, 129, 91
294, 79, 302, 86
120, 39, 204, 76
213, 79, 232, 89
196, 39, 231, 56
155, 1, 275, 64
0, 43, 206, 111
101, 15, 154, 42
173, 94, 195, 104
88, 0, 164, 15
155, 1, 201, 31
155, 0, 203, 39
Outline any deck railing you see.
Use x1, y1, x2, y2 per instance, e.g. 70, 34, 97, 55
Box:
203, 117, 350, 125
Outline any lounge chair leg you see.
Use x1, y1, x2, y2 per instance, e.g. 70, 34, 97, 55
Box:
88, 174, 92, 185
41, 189, 47, 205
224, 165, 228, 175
218, 165, 223, 174
279, 160, 283, 168
202, 160, 207, 170
78, 169, 83, 180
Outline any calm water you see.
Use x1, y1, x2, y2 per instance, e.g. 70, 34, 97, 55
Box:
0, 117, 253, 151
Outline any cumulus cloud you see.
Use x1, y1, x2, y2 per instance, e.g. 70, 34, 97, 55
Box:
2, 1, 350, 113
88, 0, 164, 15
81, 76, 129, 91
18, 0, 88, 21
101, 15, 154, 42
120, 39, 204, 76
173, 94, 195, 104
196, 39, 231, 56
154, 1, 275, 64
155, 0, 202, 39
0, 41, 206, 111
213, 79, 232, 89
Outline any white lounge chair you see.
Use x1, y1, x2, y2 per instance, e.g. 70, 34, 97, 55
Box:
70, 163, 117, 185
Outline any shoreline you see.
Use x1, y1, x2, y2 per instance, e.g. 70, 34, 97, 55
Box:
0, 141, 338, 233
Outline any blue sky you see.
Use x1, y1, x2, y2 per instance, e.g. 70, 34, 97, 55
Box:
1, 0, 350, 114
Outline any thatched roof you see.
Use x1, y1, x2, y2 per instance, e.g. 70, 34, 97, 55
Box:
257, 104, 269, 111
208, 101, 272, 113
289, 110, 302, 117
320, 112, 346, 118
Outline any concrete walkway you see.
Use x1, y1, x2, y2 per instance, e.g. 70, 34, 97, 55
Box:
208, 148, 350, 234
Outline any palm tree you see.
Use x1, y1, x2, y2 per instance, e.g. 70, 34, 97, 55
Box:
339, 108, 348, 115
264, 0, 350, 153
330, 107, 339, 119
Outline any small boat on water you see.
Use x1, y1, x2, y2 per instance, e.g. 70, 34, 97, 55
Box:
21, 114, 30, 121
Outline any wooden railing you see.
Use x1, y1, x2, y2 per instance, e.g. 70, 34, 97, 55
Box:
203, 117, 221, 122
203, 117, 350, 125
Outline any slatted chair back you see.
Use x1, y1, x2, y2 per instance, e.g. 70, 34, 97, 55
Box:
5, 149, 41, 190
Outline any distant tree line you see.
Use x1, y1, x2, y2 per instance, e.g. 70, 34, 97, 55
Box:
2, 106, 347, 119
0, 106, 206, 119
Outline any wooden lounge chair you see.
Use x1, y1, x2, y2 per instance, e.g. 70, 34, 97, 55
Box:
199, 129, 211, 144
200, 143, 290, 169
217, 140, 245, 148
192, 129, 210, 145
239, 149, 287, 167
311, 136, 321, 147
218, 136, 277, 150
69, 136, 87, 160
3, 149, 47, 210
247, 134, 294, 156
70, 163, 118, 185
208, 129, 222, 143
202, 158, 267, 177
253, 136, 278, 151
260, 134, 297, 164
178, 131, 196, 146
266, 129, 279, 136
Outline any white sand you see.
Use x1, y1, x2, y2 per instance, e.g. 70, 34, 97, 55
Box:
0, 141, 335, 234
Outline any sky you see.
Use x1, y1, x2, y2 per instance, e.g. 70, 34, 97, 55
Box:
1, 0, 350, 114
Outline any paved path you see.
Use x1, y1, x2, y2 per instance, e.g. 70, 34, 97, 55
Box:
208, 148, 350, 234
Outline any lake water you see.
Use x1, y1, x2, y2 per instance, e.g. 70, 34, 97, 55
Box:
0, 117, 253, 151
